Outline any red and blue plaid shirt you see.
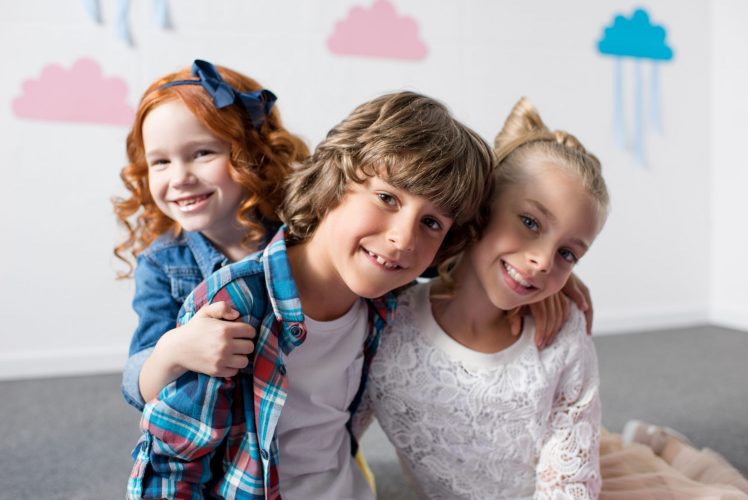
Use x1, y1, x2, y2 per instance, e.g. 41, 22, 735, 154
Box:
127, 228, 396, 499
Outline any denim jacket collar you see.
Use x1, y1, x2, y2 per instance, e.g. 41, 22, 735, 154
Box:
183, 231, 229, 279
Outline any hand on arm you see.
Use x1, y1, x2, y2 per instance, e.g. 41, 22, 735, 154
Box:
524, 293, 569, 349
138, 301, 256, 403
509, 273, 593, 349
561, 273, 592, 335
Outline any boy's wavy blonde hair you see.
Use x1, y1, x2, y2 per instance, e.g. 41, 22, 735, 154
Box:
113, 63, 309, 277
279, 91, 494, 264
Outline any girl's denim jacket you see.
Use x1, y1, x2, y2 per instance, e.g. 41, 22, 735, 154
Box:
121, 230, 228, 410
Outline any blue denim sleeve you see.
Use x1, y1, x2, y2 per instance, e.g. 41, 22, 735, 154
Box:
122, 348, 153, 411
121, 253, 182, 411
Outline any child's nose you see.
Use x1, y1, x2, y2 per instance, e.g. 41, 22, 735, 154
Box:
387, 216, 417, 252
527, 244, 553, 274
171, 162, 197, 187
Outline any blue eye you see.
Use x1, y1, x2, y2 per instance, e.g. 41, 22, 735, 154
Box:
520, 215, 539, 232
559, 248, 578, 264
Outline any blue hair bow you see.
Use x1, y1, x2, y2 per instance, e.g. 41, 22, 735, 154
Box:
160, 59, 277, 130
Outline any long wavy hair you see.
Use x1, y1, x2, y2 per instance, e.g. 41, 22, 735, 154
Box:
113, 63, 308, 277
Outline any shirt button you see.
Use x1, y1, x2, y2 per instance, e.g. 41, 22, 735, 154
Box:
278, 364, 287, 376
260, 449, 269, 460
289, 324, 302, 337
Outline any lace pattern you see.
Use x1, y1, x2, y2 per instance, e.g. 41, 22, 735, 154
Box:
364, 283, 601, 500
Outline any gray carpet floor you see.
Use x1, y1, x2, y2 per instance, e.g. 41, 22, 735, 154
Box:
1, 325, 746, 499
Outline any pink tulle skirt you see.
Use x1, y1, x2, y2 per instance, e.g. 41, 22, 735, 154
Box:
600, 430, 748, 500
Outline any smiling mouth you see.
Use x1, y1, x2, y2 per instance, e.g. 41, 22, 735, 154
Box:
503, 261, 536, 289
172, 193, 212, 212
365, 249, 402, 270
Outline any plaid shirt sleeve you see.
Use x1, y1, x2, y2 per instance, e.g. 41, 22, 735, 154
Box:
127, 269, 258, 500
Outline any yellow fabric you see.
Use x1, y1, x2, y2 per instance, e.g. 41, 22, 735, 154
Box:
355, 448, 377, 495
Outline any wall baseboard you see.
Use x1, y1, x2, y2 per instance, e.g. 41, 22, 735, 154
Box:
709, 305, 748, 332
0, 347, 127, 381
0, 304, 740, 381
591, 306, 710, 335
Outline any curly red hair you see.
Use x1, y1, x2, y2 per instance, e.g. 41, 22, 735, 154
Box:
113, 63, 308, 276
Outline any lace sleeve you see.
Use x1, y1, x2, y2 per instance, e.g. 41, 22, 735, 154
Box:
535, 308, 602, 500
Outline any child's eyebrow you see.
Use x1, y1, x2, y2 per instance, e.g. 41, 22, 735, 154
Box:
527, 199, 556, 222
527, 199, 589, 250
435, 206, 454, 220
570, 238, 590, 252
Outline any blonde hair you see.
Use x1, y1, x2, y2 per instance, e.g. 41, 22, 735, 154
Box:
113, 63, 309, 277
279, 91, 494, 263
493, 97, 609, 213
437, 97, 609, 290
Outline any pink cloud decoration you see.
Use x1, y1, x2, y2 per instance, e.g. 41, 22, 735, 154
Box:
12, 58, 134, 126
327, 0, 427, 61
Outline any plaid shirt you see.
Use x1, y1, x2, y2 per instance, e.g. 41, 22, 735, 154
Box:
126, 228, 395, 500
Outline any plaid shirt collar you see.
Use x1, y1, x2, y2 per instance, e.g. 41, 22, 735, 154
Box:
264, 227, 396, 356
129, 226, 398, 500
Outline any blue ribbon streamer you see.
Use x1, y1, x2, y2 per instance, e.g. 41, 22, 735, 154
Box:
650, 63, 661, 133
153, 0, 171, 29
83, 0, 101, 23
116, 0, 132, 46
634, 60, 644, 165
614, 58, 625, 149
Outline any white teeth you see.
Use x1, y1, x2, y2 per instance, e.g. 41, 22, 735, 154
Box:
368, 250, 398, 269
175, 194, 209, 212
504, 262, 532, 288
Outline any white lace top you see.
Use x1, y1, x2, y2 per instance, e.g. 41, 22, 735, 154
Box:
356, 282, 601, 500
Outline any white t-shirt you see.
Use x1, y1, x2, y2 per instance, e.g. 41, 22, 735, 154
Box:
362, 282, 601, 500
277, 298, 374, 500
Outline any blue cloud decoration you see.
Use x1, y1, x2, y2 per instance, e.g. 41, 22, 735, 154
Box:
596, 8, 674, 165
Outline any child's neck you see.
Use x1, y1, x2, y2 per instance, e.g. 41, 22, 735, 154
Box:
286, 239, 360, 322
430, 262, 520, 354
202, 226, 251, 263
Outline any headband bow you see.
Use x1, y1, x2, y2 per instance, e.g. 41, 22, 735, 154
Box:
160, 59, 277, 130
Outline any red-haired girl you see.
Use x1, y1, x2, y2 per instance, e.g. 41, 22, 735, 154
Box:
113, 60, 308, 410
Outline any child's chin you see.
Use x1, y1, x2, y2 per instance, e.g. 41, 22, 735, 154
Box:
351, 280, 409, 299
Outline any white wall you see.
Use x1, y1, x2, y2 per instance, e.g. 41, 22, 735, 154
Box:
0, 0, 735, 380
709, 0, 748, 331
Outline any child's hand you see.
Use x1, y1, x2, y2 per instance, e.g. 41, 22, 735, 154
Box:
166, 302, 256, 378
561, 273, 593, 335
509, 293, 570, 349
